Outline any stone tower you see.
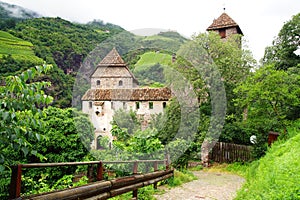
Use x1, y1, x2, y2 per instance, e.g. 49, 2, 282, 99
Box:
207, 12, 243, 39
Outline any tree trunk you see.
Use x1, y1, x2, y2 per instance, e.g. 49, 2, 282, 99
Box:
201, 140, 211, 167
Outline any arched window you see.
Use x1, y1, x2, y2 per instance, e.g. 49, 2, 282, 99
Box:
163, 102, 167, 109
96, 80, 101, 86
118, 80, 123, 86
89, 101, 92, 108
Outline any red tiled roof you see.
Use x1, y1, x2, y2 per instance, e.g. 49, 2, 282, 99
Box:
207, 12, 239, 30
81, 88, 172, 101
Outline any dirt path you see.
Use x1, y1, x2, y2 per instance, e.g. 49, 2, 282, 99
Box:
155, 171, 244, 200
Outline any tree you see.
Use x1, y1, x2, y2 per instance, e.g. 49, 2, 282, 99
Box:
263, 13, 300, 70
20, 106, 95, 192
234, 64, 300, 156
34, 107, 94, 163
0, 64, 53, 169
0, 65, 53, 198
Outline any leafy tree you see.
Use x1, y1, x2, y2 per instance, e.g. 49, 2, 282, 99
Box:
234, 64, 300, 156
0, 64, 52, 198
0, 64, 53, 168
111, 109, 141, 137
235, 64, 300, 131
34, 107, 94, 162
263, 13, 300, 70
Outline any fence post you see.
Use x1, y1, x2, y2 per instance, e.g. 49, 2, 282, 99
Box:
96, 161, 103, 181
153, 161, 158, 189
87, 164, 94, 182
165, 153, 170, 170
132, 161, 138, 199
9, 164, 22, 199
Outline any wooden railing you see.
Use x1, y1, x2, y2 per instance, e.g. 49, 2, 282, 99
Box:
9, 160, 172, 200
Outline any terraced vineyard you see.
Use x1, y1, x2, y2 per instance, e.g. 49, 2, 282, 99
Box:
0, 30, 43, 63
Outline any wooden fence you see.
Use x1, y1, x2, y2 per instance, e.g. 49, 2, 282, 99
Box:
9, 160, 172, 200
210, 142, 252, 163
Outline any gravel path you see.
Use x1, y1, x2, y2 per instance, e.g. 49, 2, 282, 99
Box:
155, 171, 244, 200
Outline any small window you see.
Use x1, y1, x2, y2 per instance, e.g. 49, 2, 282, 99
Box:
111, 102, 114, 110
96, 80, 101, 86
89, 101, 92, 108
119, 80, 123, 86
149, 102, 153, 109
163, 102, 167, 109
123, 102, 127, 110
136, 102, 140, 110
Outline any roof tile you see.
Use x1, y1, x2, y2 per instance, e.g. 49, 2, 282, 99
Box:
82, 88, 172, 101
207, 12, 239, 30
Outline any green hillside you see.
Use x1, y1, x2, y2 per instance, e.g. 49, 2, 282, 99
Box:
0, 30, 42, 63
132, 51, 173, 87
236, 121, 300, 199
0, 30, 43, 74
134, 51, 172, 66
140, 31, 188, 52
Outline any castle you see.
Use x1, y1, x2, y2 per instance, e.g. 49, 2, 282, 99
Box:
81, 11, 242, 150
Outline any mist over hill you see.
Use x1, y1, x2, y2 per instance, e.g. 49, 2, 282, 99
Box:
0, 1, 41, 19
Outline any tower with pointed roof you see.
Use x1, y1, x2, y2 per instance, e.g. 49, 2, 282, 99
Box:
82, 48, 171, 150
207, 12, 243, 39
90, 47, 138, 89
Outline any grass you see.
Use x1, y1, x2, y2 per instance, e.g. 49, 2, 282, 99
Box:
165, 169, 198, 187
0, 30, 43, 63
234, 123, 300, 200
134, 51, 172, 67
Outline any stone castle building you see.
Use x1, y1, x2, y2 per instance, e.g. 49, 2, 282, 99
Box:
82, 11, 242, 150
82, 48, 171, 149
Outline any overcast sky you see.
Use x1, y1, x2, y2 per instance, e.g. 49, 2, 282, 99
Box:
2, 0, 300, 62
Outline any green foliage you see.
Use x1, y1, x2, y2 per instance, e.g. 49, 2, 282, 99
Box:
22, 174, 88, 196
110, 185, 157, 200
263, 13, 300, 70
35, 107, 94, 161
166, 170, 197, 187
133, 51, 171, 86
234, 64, 300, 157
225, 162, 250, 177
0, 65, 53, 198
0, 64, 53, 167
10, 17, 112, 73
234, 64, 300, 132
86, 19, 124, 34
18, 107, 93, 196
235, 123, 300, 200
